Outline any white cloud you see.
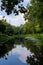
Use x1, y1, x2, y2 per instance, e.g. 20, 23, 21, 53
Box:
0, 15, 3, 19
0, 13, 25, 26
0, 0, 30, 26
9, 45, 32, 64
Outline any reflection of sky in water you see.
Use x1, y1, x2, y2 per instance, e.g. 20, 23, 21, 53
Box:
0, 45, 33, 65
9, 45, 32, 63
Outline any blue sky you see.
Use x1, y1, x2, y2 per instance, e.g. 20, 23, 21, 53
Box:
0, 0, 30, 26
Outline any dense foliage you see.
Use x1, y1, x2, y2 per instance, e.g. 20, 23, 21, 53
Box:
1, 0, 27, 15
24, 0, 43, 33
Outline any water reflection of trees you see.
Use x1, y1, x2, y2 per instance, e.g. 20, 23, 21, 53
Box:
0, 38, 23, 59
24, 40, 43, 65
0, 38, 43, 65
0, 42, 14, 58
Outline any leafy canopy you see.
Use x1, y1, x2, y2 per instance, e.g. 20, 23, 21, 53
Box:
1, 0, 27, 15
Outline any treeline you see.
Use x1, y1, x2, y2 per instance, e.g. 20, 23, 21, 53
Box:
0, 18, 24, 35
0, 17, 26, 35
0, 18, 43, 36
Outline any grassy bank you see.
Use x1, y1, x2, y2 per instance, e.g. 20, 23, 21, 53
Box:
0, 33, 43, 44
25, 34, 43, 42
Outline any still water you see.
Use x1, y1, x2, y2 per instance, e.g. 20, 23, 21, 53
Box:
0, 39, 43, 65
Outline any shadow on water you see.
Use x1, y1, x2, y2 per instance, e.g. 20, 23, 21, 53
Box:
0, 37, 43, 65
23, 40, 43, 65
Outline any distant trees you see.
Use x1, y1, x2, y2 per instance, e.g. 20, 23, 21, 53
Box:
5, 25, 14, 35
0, 19, 24, 35
24, 22, 33, 34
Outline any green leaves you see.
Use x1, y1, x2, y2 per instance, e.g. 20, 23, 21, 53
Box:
24, 0, 43, 33
1, 0, 27, 15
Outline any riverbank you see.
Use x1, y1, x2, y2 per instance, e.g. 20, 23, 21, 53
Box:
25, 34, 43, 43
15, 34, 43, 44
25, 33, 43, 38
0, 33, 14, 44
0, 33, 43, 44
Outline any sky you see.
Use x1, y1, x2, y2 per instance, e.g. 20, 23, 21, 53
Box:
0, 0, 30, 26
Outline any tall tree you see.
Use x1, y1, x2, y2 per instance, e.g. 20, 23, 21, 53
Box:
24, 0, 43, 33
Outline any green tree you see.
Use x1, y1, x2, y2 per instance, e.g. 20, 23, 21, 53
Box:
5, 25, 14, 35
0, 20, 6, 33
24, 0, 43, 33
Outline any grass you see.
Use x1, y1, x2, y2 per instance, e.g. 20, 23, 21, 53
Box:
25, 34, 43, 42
25, 34, 43, 38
